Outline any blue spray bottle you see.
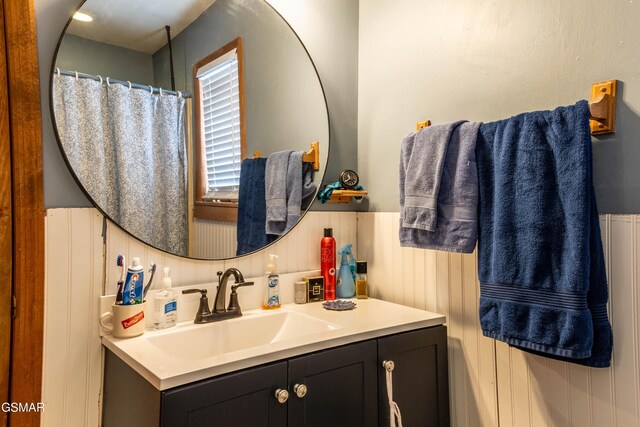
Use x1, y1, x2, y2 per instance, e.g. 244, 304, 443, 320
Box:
337, 244, 356, 298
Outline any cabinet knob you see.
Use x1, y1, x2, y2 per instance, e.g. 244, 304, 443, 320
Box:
382, 360, 395, 372
274, 388, 289, 404
293, 383, 308, 398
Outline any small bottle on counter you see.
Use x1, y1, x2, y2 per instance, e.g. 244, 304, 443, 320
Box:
355, 261, 368, 299
294, 281, 308, 304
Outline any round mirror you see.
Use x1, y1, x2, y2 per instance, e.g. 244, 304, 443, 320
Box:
50, 0, 329, 260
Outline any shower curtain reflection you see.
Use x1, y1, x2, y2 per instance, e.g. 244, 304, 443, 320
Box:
52, 74, 188, 255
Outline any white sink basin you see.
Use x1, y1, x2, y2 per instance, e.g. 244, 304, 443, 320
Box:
145, 310, 341, 360
102, 299, 446, 390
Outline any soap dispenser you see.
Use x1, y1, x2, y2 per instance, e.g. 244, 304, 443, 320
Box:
153, 267, 177, 329
262, 254, 281, 309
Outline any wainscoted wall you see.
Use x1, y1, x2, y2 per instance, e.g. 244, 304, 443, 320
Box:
43, 208, 639, 427
42, 208, 357, 426
192, 219, 237, 259
358, 212, 640, 427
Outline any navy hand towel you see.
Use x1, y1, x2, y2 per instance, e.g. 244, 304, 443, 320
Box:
476, 100, 612, 368
236, 158, 275, 256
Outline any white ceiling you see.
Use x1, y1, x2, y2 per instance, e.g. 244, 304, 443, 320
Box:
67, 0, 217, 54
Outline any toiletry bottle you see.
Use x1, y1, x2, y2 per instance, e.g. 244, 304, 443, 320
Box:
154, 267, 177, 329
355, 261, 368, 299
337, 244, 356, 298
321, 228, 336, 300
122, 257, 144, 305
262, 254, 281, 309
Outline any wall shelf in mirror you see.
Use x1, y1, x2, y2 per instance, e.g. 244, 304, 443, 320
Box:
328, 190, 368, 203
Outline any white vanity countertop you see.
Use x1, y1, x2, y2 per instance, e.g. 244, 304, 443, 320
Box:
102, 298, 446, 390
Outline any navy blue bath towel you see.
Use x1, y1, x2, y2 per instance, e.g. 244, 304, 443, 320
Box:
236, 158, 276, 256
476, 100, 612, 368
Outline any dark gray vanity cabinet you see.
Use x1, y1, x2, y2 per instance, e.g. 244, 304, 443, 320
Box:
378, 326, 450, 427
102, 325, 449, 427
161, 362, 288, 426
287, 340, 378, 426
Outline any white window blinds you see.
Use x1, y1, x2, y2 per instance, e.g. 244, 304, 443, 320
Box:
197, 49, 241, 193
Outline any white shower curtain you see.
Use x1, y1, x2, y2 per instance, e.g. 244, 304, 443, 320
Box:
53, 74, 188, 256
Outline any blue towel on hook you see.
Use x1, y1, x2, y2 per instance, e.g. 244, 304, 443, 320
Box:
236, 158, 275, 256
476, 100, 612, 368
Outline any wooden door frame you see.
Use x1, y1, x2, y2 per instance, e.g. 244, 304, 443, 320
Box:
3, 0, 45, 425
0, 2, 12, 425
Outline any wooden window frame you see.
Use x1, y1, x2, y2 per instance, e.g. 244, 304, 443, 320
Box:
193, 36, 246, 223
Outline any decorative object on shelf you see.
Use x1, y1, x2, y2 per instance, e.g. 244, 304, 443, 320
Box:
317, 181, 367, 204
322, 300, 357, 311
339, 169, 359, 189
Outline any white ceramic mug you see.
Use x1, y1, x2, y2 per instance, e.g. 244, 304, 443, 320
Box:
100, 301, 147, 338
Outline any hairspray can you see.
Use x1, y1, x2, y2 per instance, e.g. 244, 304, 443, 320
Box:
321, 228, 336, 300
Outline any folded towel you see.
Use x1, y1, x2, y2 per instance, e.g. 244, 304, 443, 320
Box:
476, 100, 612, 367
284, 151, 304, 233
400, 121, 480, 253
236, 158, 276, 256
265, 150, 293, 235
266, 150, 315, 235
402, 121, 466, 231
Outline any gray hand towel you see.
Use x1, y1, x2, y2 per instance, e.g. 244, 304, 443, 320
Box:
402, 121, 466, 231
400, 121, 480, 253
285, 151, 304, 233
266, 150, 313, 235
265, 150, 293, 235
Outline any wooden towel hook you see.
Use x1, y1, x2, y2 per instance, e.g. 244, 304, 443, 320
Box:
302, 141, 319, 171
416, 120, 431, 131
589, 80, 617, 135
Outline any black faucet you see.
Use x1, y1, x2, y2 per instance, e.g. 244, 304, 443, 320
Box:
182, 268, 254, 324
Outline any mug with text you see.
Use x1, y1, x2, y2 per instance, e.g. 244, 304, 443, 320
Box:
100, 301, 147, 338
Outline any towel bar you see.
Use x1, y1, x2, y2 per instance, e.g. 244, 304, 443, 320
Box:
253, 141, 320, 171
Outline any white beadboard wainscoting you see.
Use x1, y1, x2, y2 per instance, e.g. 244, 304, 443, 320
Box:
42, 208, 356, 427
42, 208, 640, 427
191, 218, 237, 259
358, 212, 640, 427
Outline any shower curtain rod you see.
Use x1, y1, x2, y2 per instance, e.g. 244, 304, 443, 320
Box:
54, 68, 192, 99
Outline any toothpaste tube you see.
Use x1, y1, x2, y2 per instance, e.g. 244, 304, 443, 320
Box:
122, 257, 144, 305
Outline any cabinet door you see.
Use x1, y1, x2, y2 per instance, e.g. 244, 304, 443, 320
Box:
161, 362, 288, 427
378, 326, 450, 427
288, 340, 378, 427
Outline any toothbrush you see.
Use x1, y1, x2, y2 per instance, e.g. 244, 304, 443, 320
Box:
142, 263, 157, 299
115, 255, 125, 304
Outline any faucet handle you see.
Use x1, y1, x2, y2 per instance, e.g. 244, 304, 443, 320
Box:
231, 281, 254, 291
181, 288, 211, 323
227, 282, 253, 314
182, 288, 207, 296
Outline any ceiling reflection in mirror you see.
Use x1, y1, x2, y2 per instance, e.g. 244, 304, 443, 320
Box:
52, 0, 329, 260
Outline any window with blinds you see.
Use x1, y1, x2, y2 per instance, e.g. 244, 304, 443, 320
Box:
195, 41, 245, 198
198, 54, 241, 193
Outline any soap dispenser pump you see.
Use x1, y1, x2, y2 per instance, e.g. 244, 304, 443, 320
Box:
262, 254, 281, 310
